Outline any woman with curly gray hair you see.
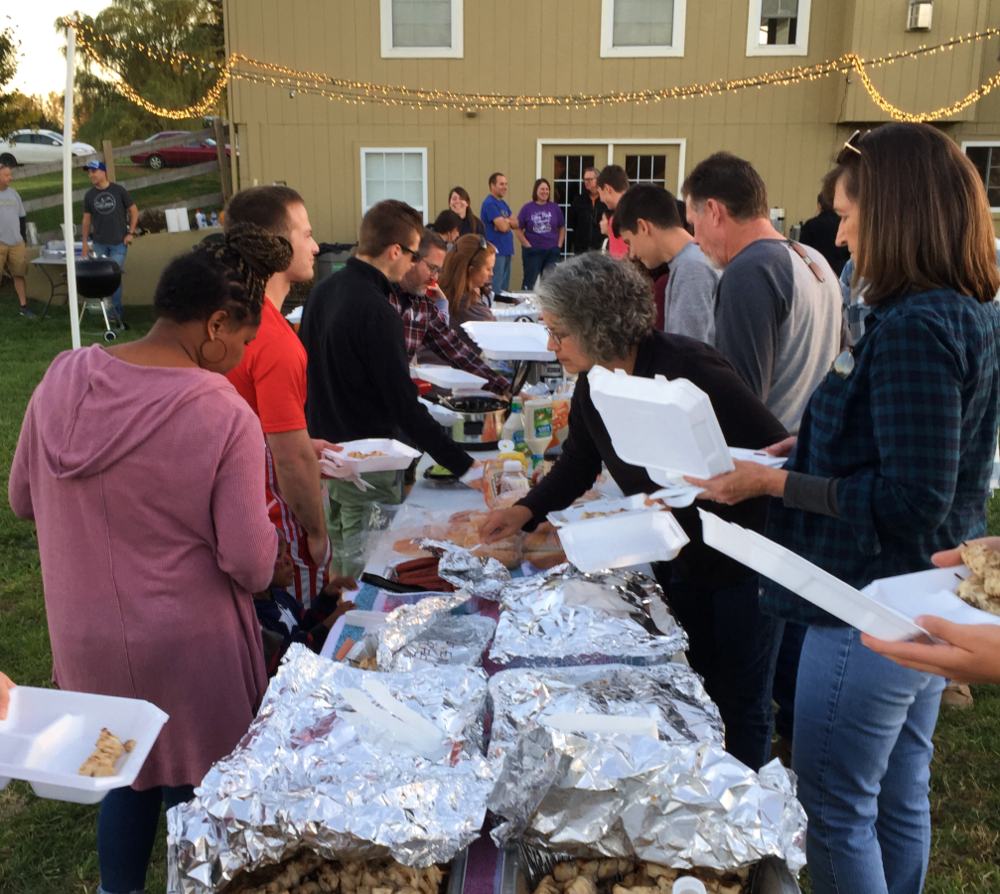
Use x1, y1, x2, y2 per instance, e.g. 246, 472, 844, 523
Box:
480, 251, 789, 771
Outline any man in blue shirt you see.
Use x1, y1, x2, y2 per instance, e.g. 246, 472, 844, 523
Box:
481, 172, 520, 293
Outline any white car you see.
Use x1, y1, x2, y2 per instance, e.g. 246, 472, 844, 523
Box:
0, 129, 98, 166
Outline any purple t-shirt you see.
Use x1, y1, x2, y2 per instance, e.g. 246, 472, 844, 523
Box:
517, 201, 565, 250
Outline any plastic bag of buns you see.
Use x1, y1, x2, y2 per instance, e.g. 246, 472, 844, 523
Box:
521, 521, 567, 570
446, 509, 524, 570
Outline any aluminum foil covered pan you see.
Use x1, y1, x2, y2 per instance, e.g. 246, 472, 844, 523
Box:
167, 645, 495, 894
487, 726, 807, 874
487, 664, 723, 766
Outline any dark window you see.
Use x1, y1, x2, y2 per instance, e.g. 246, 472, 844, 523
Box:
966, 145, 1000, 208
625, 154, 667, 187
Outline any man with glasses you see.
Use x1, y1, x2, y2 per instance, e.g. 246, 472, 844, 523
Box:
567, 167, 607, 255
301, 201, 482, 560
390, 229, 510, 394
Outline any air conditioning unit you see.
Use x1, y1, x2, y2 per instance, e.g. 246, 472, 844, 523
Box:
907, 0, 933, 31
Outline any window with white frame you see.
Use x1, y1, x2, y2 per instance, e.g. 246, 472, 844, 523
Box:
380, 0, 463, 58
600, 0, 687, 57
746, 0, 810, 56
963, 142, 1000, 210
361, 149, 429, 221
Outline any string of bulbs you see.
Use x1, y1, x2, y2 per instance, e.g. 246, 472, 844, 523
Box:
68, 19, 1000, 123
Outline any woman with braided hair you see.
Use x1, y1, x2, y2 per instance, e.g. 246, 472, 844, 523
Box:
8, 223, 292, 894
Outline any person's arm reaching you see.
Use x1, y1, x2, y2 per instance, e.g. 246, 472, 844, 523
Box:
266, 428, 329, 567
423, 300, 510, 393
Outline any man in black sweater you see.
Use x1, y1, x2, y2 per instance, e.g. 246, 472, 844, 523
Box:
301, 200, 481, 550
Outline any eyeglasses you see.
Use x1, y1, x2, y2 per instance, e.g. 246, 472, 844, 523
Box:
398, 244, 421, 262
421, 257, 442, 277
830, 347, 855, 378
542, 325, 568, 348
836, 129, 866, 165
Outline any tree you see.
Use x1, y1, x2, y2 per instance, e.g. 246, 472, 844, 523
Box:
61, 1, 226, 146
0, 24, 24, 139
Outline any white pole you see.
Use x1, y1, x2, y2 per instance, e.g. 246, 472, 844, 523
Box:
62, 19, 81, 349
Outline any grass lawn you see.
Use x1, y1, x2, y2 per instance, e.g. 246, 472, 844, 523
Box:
0, 283, 998, 892
23, 170, 225, 235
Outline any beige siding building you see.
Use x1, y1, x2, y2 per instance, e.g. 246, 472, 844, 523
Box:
223, 0, 1000, 280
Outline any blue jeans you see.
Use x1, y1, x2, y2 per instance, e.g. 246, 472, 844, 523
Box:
656, 568, 781, 771
91, 242, 127, 317
521, 245, 561, 290
792, 625, 945, 894
97, 783, 195, 894
493, 253, 512, 293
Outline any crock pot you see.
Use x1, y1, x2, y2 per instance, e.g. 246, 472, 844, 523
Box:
437, 391, 509, 449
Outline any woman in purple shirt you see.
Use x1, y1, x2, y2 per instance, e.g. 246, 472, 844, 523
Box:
517, 178, 566, 289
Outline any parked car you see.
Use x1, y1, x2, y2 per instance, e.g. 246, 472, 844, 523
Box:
129, 131, 231, 170
0, 129, 97, 166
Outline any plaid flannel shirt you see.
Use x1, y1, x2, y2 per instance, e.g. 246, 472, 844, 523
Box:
388, 287, 509, 393
762, 289, 1000, 625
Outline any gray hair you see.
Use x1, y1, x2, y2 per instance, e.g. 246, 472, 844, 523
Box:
534, 252, 656, 364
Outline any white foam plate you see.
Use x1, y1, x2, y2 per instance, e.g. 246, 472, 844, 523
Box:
411, 365, 487, 391
284, 305, 303, 324
546, 494, 659, 528
557, 510, 690, 573
329, 439, 422, 474
698, 509, 1000, 641
0, 687, 168, 803
460, 321, 556, 361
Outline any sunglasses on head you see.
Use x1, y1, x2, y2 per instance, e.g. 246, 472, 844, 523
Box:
836, 129, 868, 165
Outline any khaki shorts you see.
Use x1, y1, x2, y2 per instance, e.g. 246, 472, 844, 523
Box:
0, 240, 28, 277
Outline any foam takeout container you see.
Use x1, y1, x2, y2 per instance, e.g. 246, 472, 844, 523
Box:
699, 509, 1000, 641
588, 367, 735, 486
0, 687, 168, 804
327, 438, 422, 474
546, 493, 659, 528
558, 509, 690, 573
411, 365, 487, 392
460, 321, 556, 361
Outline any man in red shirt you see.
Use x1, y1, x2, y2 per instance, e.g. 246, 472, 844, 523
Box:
225, 186, 332, 606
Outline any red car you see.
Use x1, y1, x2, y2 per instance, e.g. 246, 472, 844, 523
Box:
130, 131, 232, 170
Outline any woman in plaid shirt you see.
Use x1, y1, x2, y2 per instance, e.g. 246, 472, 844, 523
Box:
689, 124, 1000, 894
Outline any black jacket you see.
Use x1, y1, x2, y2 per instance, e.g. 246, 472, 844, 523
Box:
798, 208, 850, 277
567, 192, 607, 255
517, 331, 788, 589
300, 257, 474, 475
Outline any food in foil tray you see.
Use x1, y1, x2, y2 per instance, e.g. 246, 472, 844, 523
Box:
487, 664, 723, 765
956, 542, 1000, 616
488, 726, 807, 874
488, 568, 687, 667
531, 858, 749, 894
167, 646, 494, 894
220, 852, 446, 894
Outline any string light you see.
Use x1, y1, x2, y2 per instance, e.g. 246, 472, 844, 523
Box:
67, 18, 1000, 121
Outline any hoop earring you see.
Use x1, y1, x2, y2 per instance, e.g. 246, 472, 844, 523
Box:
199, 338, 228, 364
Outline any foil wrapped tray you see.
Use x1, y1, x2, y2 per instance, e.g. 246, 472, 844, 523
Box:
489, 569, 687, 668
487, 726, 807, 874
487, 664, 724, 765
167, 646, 495, 894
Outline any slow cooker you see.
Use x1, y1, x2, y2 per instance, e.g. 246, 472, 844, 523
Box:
437, 391, 509, 449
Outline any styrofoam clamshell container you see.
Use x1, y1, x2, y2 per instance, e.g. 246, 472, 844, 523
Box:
460, 321, 556, 361
411, 365, 488, 391
558, 510, 690, 573
0, 686, 168, 804
588, 368, 735, 485
330, 439, 422, 474
699, 509, 1000, 641
546, 493, 659, 528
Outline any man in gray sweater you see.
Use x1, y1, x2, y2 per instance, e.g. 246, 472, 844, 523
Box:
682, 152, 842, 435
614, 185, 719, 345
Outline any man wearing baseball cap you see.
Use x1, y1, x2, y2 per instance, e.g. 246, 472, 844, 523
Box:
81, 160, 138, 327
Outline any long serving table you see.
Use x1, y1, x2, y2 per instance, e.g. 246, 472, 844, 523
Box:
29, 256, 70, 320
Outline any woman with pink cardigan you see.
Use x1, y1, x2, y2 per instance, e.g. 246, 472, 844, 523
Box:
8, 226, 291, 894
